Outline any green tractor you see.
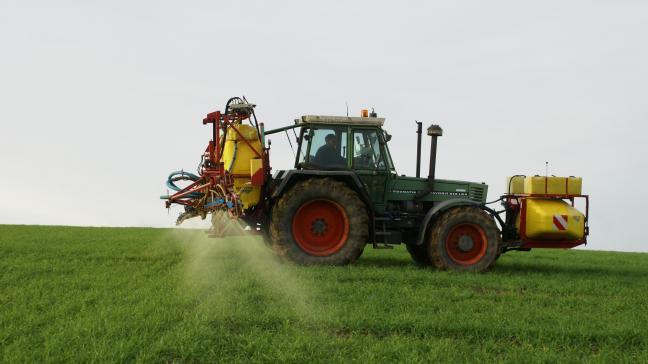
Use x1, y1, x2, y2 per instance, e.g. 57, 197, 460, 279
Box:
163, 97, 589, 272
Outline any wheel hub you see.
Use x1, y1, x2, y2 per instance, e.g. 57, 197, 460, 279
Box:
457, 235, 474, 252
311, 218, 328, 235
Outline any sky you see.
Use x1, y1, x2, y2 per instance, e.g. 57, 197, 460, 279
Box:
1, 1, 646, 252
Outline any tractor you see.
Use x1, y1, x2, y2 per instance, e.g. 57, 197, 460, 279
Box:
162, 97, 589, 272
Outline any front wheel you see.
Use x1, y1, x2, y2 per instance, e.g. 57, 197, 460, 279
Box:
427, 206, 501, 272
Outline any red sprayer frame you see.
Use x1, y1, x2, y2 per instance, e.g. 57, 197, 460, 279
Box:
164, 106, 268, 225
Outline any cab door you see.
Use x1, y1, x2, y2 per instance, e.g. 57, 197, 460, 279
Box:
351, 128, 390, 212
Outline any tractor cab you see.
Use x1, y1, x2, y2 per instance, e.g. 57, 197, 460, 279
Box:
292, 115, 397, 208
293, 115, 395, 172
295, 115, 396, 206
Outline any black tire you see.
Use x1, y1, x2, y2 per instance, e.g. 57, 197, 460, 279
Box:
427, 206, 501, 272
406, 243, 431, 266
269, 178, 368, 265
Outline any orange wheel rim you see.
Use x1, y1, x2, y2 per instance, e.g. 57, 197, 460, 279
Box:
445, 223, 488, 265
291, 199, 349, 256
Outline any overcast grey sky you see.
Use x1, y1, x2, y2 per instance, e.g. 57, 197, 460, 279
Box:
1, 1, 646, 252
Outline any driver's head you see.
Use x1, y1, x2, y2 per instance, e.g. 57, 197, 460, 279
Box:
325, 134, 337, 147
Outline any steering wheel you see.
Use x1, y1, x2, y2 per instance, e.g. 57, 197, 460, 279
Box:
375, 150, 385, 168
366, 145, 385, 169
360, 148, 373, 166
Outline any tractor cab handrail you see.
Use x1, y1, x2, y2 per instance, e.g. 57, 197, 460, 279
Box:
265, 124, 301, 135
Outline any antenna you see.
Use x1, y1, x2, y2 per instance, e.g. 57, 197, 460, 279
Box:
345, 102, 349, 117
545, 161, 549, 177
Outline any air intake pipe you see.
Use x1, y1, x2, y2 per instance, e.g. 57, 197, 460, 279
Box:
415, 124, 443, 200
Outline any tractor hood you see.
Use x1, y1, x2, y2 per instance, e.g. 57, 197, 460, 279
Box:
387, 176, 488, 203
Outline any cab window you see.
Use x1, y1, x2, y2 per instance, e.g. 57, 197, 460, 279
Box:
352, 129, 386, 170
300, 126, 348, 169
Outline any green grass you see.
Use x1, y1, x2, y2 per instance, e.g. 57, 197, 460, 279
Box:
1, 225, 647, 363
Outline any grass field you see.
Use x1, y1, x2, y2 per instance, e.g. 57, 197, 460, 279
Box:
1, 225, 647, 363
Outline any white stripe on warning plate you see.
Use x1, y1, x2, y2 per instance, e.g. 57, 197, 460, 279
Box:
553, 215, 568, 231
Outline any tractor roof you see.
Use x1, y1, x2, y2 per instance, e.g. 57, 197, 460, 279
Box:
296, 115, 385, 127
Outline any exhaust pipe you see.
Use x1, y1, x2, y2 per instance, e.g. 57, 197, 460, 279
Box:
427, 124, 443, 186
415, 124, 443, 200
415, 121, 422, 178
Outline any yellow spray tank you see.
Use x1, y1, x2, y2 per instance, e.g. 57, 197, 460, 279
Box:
222, 123, 264, 210
506, 175, 588, 247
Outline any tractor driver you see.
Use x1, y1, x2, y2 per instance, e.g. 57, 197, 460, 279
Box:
314, 134, 346, 168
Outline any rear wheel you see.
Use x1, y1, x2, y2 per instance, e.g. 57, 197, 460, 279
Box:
270, 178, 368, 265
428, 206, 500, 272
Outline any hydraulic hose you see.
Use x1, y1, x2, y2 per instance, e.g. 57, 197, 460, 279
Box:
166, 171, 204, 198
